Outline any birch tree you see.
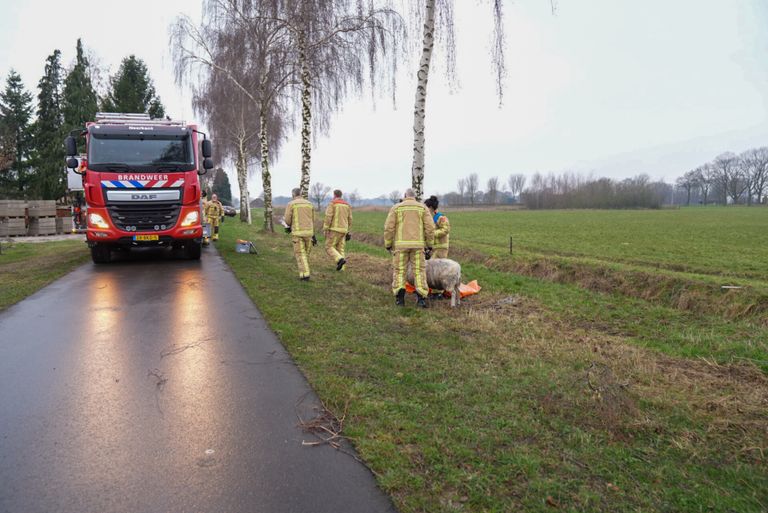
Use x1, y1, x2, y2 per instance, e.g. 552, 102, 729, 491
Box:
409, 0, 556, 199
172, 4, 293, 230
230, 0, 403, 197
193, 68, 261, 223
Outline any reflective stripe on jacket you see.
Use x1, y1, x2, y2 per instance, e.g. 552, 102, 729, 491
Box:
323, 199, 352, 234
433, 212, 450, 249
383, 198, 435, 250
285, 198, 315, 237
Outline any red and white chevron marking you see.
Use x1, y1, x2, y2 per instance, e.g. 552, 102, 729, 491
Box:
100, 178, 185, 188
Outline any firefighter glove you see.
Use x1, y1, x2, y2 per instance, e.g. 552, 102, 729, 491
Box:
345, 233, 351, 241
311, 235, 318, 246
284, 227, 291, 234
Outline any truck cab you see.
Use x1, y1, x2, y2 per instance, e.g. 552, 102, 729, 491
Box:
65, 113, 213, 263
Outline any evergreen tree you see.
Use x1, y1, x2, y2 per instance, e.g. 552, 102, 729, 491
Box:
62, 39, 98, 145
212, 167, 232, 205
101, 56, 165, 117
148, 97, 165, 119
33, 49, 66, 199
0, 70, 34, 196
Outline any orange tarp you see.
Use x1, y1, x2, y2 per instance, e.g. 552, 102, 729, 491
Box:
405, 280, 481, 298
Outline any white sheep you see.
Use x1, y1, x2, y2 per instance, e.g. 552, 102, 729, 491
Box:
408, 257, 462, 307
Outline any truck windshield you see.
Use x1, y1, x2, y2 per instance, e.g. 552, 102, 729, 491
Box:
89, 133, 195, 171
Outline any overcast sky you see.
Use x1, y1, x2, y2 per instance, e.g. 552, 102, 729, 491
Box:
1, 0, 766, 198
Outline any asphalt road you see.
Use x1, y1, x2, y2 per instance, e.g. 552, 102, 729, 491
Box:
0, 247, 396, 513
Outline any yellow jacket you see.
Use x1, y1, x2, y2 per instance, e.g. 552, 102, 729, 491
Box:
285, 197, 315, 237
383, 197, 435, 250
204, 200, 223, 218
323, 199, 352, 234
433, 212, 450, 249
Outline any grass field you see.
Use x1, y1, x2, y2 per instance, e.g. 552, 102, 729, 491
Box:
349, 206, 768, 281
349, 207, 768, 325
218, 206, 768, 513
0, 240, 89, 310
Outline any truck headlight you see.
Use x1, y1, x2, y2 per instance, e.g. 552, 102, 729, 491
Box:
88, 212, 110, 229
180, 210, 199, 227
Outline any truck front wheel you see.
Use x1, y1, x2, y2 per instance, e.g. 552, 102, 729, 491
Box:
91, 245, 112, 264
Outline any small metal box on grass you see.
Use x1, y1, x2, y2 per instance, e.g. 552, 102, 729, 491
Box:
235, 239, 257, 254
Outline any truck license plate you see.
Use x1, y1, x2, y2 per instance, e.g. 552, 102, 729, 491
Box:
133, 234, 159, 241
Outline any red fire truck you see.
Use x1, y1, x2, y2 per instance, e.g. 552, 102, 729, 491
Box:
65, 113, 213, 263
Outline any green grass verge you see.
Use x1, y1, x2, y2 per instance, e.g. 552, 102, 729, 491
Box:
0, 240, 89, 310
346, 208, 768, 325
218, 222, 768, 513
350, 207, 768, 282
346, 240, 768, 369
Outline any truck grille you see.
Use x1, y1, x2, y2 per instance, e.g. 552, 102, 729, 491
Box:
107, 202, 181, 231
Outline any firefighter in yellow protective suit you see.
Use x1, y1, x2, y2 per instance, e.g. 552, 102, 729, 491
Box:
383, 188, 435, 308
204, 193, 224, 243
323, 189, 352, 271
285, 187, 316, 281
424, 195, 450, 299
424, 195, 450, 258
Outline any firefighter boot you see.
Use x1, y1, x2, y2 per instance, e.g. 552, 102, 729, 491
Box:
395, 288, 406, 306
416, 294, 428, 309
212, 226, 219, 241
336, 257, 347, 271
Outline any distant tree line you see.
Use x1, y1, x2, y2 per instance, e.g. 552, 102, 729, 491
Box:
676, 149, 768, 206
430, 172, 666, 209
520, 173, 668, 209
422, 146, 768, 210
0, 39, 166, 199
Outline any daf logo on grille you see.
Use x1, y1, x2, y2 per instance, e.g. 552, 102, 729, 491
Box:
132, 193, 158, 200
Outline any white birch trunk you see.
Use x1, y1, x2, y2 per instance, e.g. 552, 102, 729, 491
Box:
247, 190, 252, 224
236, 136, 250, 223
259, 110, 274, 232
298, 30, 312, 199
410, 0, 437, 201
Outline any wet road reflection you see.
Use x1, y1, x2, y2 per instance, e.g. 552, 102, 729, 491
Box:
0, 249, 396, 513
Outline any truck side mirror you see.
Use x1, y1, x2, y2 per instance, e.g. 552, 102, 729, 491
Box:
65, 136, 77, 156
201, 139, 212, 158
66, 157, 79, 169
203, 158, 214, 170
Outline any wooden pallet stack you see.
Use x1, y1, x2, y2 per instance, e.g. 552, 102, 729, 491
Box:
55, 216, 74, 234
27, 200, 57, 236
0, 200, 27, 237
56, 206, 73, 234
